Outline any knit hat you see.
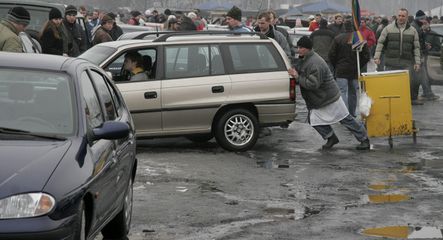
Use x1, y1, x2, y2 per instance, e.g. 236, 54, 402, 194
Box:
49, 7, 62, 20
297, 36, 313, 49
415, 10, 426, 20
7, 6, 30, 25
65, 5, 77, 16
101, 14, 113, 24
226, 6, 241, 21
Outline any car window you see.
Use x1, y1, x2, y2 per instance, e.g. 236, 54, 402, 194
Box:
105, 48, 157, 82
165, 45, 211, 79
0, 69, 75, 135
228, 43, 280, 73
210, 45, 225, 75
89, 70, 117, 121
80, 71, 104, 129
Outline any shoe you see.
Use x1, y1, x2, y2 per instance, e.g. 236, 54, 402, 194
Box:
356, 139, 370, 150
411, 99, 424, 105
422, 94, 440, 101
322, 134, 339, 150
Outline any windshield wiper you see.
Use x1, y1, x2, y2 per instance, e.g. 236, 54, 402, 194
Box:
0, 127, 66, 140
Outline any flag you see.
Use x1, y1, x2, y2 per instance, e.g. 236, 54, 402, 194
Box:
350, 0, 365, 49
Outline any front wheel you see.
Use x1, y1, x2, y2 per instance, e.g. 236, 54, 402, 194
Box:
102, 178, 133, 238
214, 109, 258, 152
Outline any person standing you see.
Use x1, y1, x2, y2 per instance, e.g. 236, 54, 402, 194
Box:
0, 6, 30, 52
289, 36, 370, 150
107, 12, 123, 41
310, 19, 335, 71
329, 21, 370, 117
92, 14, 114, 46
40, 8, 64, 55
308, 14, 322, 31
374, 8, 422, 105
225, 6, 252, 32
269, 10, 294, 57
328, 14, 345, 36
62, 5, 86, 57
254, 12, 290, 58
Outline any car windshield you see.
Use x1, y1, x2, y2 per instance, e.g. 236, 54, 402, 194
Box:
0, 69, 76, 136
79, 46, 117, 65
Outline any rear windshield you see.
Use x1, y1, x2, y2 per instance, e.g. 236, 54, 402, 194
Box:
79, 46, 117, 65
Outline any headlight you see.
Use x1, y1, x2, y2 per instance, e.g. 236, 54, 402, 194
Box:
0, 193, 55, 219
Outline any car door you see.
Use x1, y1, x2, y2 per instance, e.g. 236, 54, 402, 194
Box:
79, 70, 119, 226
161, 44, 231, 132
109, 48, 162, 136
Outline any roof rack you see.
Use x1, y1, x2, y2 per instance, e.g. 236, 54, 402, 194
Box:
132, 31, 172, 40
152, 31, 268, 42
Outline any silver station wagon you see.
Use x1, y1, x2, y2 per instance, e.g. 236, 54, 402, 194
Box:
80, 32, 296, 151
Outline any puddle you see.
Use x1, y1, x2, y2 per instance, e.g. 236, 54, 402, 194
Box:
369, 184, 395, 191
362, 194, 410, 204
362, 226, 443, 239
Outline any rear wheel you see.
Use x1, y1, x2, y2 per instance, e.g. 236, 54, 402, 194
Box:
102, 178, 133, 238
214, 109, 258, 152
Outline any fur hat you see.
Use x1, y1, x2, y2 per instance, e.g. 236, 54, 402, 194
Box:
65, 5, 77, 16
297, 36, 313, 49
415, 10, 426, 20
49, 7, 62, 20
7, 6, 30, 25
226, 6, 241, 21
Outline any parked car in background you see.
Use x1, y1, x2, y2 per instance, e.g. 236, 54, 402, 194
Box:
0, 53, 137, 240
80, 32, 296, 151
428, 24, 443, 84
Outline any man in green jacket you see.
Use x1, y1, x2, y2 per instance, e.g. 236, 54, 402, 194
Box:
0, 6, 30, 52
374, 8, 422, 105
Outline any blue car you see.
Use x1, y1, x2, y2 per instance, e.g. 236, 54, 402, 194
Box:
0, 53, 137, 239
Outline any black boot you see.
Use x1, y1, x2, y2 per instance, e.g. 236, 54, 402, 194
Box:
356, 139, 370, 150
322, 134, 339, 150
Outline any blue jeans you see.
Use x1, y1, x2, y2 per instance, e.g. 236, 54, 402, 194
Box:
313, 114, 368, 142
336, 78, 358, 117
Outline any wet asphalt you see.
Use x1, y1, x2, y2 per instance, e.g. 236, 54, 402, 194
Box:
121, 58, 443, 240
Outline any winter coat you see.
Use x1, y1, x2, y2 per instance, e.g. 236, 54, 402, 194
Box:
374, 21, 421, 68
110, 24, 123, 40
359, 26, 376, 48
41, 25, 64, 55
62, 20, 86, 57
0, 20, 23, 52
92, 26, 113, 46
254, 25, 291, 57
327, 23, 345, 36
329, 32, 370, 80
296, 50, 341, 110
310, 28, 335, 62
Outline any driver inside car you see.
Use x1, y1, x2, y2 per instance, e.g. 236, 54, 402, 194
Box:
123, 51, 148, 81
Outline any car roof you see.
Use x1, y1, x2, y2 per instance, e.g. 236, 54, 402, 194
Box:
0, 53, 86, 71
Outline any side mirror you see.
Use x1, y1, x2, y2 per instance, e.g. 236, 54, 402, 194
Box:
92, 121, 130, 141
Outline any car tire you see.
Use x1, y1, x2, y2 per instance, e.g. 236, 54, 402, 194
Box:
73, 201, 86, 240
101, 178, 133, 238
214, 109, 258, 152
186, 134, 214, 143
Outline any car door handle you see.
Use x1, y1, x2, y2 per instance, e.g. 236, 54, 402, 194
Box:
144, 91, 157, 99
212, 86, 224, 93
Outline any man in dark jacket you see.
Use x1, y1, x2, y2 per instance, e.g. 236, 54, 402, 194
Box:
107, 12, 123, 40
269, 10, 294, 57
289, 36, 370, 150
328, 14, 345, 36
329, 21, 370, 117
310, 19, 335, 71
254, 11, 291, 58
62, 5, 86, 57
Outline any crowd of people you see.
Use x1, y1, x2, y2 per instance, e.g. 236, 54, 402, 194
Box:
1, 4, 442, 150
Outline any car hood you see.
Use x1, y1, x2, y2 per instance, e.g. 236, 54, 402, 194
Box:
0, 140, 71, 198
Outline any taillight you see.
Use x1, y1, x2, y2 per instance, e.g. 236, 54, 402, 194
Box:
289, 77, 296, 101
